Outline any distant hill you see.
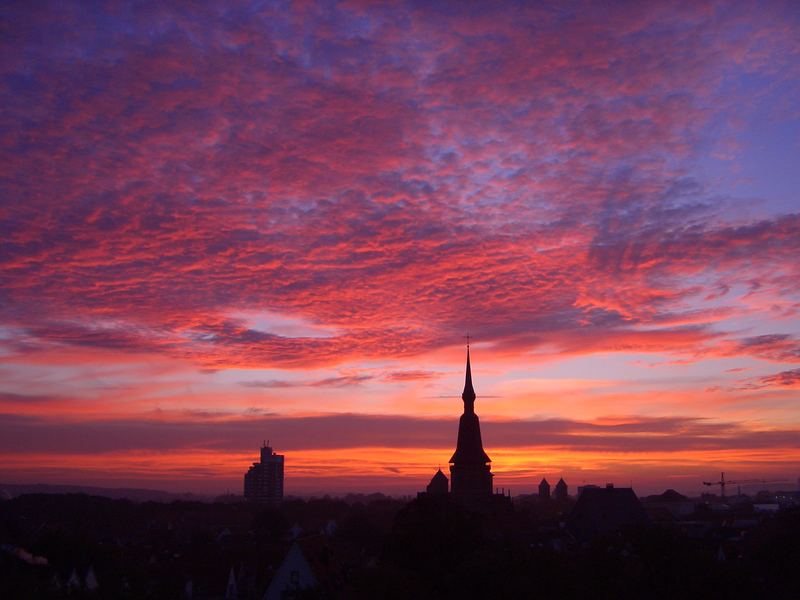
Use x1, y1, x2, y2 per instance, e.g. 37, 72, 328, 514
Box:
0, 483, 211, 503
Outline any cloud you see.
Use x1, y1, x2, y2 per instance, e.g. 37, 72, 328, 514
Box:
383, 370, 441, 382
0, 1, 798, 369
731, 335, 800, 363
240, 374, 373, 388
1, 412, 797, 455
0, 392, 61, 404
758, 368, 800, 388
0, 1, 799, 491
735, 368, 800, 390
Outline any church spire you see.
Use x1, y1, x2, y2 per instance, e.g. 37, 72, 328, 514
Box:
462, 345, 476, 413
449, 344, 490, 466
449, 342, 492, 501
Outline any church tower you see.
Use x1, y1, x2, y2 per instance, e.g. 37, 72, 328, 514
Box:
449, 346, 493, 504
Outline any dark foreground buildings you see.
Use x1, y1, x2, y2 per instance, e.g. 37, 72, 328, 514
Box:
244, 443, 284, 506
568, 483, 650, 541
3, 489, 799, 599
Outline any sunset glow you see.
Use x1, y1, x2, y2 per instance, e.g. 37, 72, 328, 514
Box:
1, 1, 799, 496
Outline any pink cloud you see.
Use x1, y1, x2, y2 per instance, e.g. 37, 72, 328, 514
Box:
1, 0, 798, 490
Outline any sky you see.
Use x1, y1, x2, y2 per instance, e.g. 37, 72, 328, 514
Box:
1, 0, 799, 497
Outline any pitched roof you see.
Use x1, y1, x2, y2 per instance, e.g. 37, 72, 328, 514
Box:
567, 486, 650, 540
657, 489, 689, 502
431, 469, 448, 482
263, 541, 318, 600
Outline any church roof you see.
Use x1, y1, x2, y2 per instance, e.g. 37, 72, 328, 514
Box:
431, 468, 448, 482
449, 347, 491, 465
449, 413, 491, 464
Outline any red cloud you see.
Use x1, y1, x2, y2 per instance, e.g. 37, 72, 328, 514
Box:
1, 1, 799, 491
3, 5, 797, 357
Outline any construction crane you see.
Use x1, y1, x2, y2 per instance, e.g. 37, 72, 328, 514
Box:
702, 472, 787, 498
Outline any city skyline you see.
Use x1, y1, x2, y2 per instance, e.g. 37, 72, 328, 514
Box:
2, 1, 800, 497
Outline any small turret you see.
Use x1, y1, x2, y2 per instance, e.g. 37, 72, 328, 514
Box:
539, 477, 551, 500
426, 468, 449, 495
554, 477, 568, 502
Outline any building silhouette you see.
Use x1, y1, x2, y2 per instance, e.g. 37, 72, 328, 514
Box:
554, 477, 568, 502
642, 489, 694, 520
426, 468, 449, 495
263, 541, 318, 599
244, 442, 284, 506
567, 483, 649, 540
449, 347, 494, 505
539, 478, 551, 500
419, 347, 512, 509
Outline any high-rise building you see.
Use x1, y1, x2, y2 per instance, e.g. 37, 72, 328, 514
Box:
244, 442, 284, 506
449, 347, 493, 504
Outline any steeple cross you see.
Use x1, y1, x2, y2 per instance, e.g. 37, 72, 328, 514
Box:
464, 333, 471, 348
